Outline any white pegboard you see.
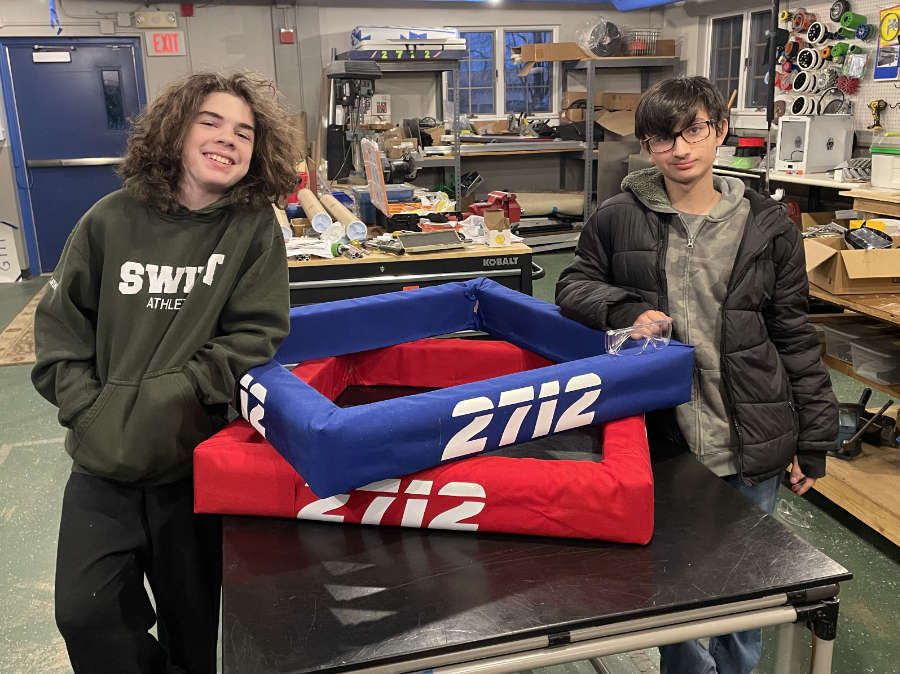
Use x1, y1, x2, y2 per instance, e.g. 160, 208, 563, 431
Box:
777, 0, 900, 133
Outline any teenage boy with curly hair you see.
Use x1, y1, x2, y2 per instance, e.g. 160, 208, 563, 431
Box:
32, 71, 302, 673
556, 76, 837, 673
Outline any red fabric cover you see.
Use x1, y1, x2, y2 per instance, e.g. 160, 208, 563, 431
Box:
194, 339, 654, 543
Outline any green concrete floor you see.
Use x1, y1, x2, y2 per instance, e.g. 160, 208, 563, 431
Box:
1, 261, 897, 673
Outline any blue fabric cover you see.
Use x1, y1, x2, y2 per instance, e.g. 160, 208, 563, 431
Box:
246, 279, 694, 497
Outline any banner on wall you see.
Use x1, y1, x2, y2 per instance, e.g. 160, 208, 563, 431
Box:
874, 5, 900, 80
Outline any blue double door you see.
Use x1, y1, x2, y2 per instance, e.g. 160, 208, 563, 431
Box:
1, 38, 147, 273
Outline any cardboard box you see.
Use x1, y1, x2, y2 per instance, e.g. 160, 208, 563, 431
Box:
385, 136, 418, 159
512, 42, 591, 63
562, 92, 642, 123
484, 209, 508, 230
290, 217, 312, 238
804, 237, 900, 294
601, 92, 642, 111
423, 126, 445, 145
482, 208, 512, 246
801, 211, 851, 232
655, 39, 676, 57
512, 42, 592, 76
597, 109, 636, 139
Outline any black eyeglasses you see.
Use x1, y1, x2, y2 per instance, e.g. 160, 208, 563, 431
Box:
644, 120, 717, 154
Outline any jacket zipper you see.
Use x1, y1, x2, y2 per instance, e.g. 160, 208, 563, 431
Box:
657, 215, 669, 315
681, 214, 704, 456
720, 206, 777, 484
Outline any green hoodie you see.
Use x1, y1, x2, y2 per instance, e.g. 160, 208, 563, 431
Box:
32, 189, 290, 485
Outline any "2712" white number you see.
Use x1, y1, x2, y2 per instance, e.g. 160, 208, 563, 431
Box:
442, 373, 602, 460
298, 479, 486, 531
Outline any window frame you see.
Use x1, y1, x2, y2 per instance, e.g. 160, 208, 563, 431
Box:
447, 25, 560, 120
454, 30, 497, 116
704, 7, 772, 114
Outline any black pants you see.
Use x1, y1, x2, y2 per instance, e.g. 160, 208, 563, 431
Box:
55, 472, 221, 674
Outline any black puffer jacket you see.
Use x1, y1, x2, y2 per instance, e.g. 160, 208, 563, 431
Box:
556, 187, 838, 483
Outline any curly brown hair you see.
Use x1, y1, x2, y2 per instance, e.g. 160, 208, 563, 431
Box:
118, 71, 301, 212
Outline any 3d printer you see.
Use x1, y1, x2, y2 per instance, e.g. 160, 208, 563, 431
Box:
775, 114, 854, 174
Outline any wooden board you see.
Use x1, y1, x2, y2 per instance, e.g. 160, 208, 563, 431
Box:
839, 188, 900, 219
809, 285, 900, 327
839, 187, 900, 201
815, 440, 900, 547
288, 242, 532, 268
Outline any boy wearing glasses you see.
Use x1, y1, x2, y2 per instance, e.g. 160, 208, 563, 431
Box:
556, 76, 836, 674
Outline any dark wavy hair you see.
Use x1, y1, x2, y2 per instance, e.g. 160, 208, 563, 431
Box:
118, 71, 301, 212
634, 76, 728, 142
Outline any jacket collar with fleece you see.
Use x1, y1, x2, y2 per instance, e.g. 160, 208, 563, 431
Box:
619, 166, 749, 223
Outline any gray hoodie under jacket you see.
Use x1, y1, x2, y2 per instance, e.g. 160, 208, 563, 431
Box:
621, 167, 749, 475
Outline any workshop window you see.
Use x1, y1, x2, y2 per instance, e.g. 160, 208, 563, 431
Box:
707, 8, 773, 111
504, 30, 553, 113
449, 27, 556, 117
710, 15, 743, 104
452, 31, 496, 115
746, 10, 773, 108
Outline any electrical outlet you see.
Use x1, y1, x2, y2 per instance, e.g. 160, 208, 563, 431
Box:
133, 11, 177, 29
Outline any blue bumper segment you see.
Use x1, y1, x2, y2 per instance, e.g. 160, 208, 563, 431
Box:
247, 279, 693, 497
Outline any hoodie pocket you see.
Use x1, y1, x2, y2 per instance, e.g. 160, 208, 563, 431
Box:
71, 371, 213, 482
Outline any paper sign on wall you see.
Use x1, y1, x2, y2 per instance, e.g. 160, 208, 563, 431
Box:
0, 222, 21, 283
874, 6, 900, 80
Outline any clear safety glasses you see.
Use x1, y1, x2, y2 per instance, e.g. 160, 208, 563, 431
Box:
605, 319, 673, 356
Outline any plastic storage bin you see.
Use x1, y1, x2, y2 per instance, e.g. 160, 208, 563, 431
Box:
352, 184, 416, 224
871, 132, 900, 190
821, 320, 895, 364
850, 335, 900, 385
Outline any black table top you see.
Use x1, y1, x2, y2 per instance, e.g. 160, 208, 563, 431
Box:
223, 451, 850, 674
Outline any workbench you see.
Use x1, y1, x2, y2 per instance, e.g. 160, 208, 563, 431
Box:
804, 187, 900, 546
287, 243, 533, 305
222, 447, 851, 673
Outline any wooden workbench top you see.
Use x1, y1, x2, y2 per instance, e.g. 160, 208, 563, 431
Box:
288, 242, 532, 268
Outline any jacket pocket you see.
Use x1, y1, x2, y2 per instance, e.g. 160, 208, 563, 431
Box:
72, 371, 213, 482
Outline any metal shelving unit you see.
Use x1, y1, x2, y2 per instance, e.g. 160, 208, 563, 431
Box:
563, 56, 681, 219
336, 50, 463, 205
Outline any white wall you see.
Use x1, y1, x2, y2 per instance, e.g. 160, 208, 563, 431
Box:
0, 0, 693, 273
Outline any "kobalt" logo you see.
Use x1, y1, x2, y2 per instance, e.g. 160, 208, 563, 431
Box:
483, 256, 518, 267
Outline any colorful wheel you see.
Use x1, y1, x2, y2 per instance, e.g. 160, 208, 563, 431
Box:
830, 0, 850, 23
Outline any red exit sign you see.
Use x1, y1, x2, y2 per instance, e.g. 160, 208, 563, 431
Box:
148, 31, 185, 57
